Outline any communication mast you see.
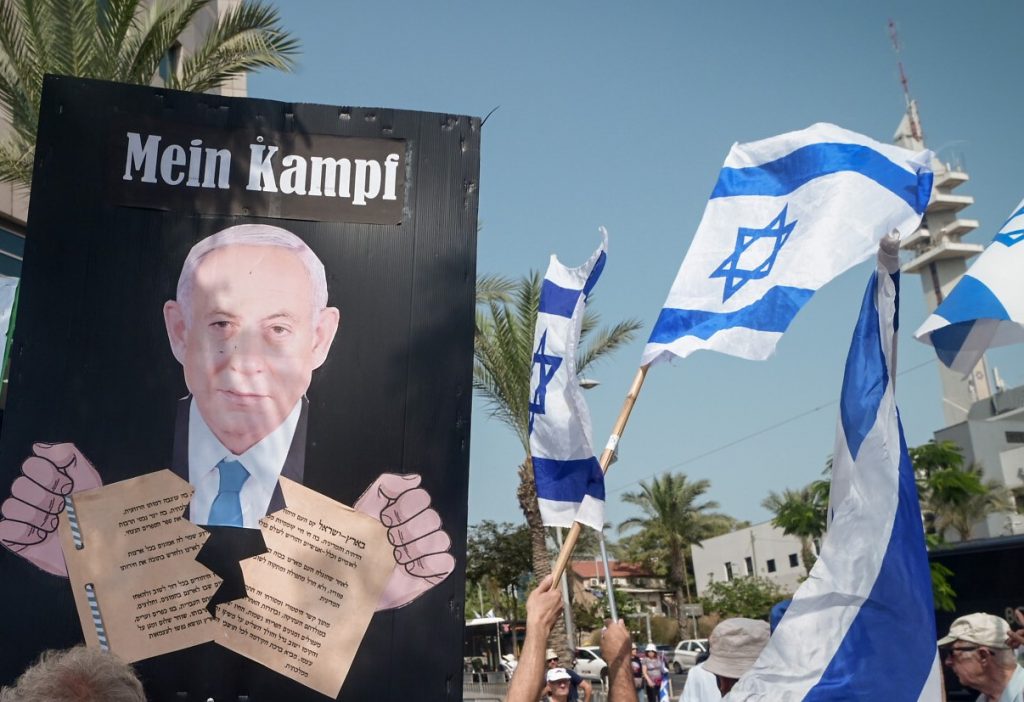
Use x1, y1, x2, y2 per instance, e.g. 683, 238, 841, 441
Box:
889, 19, 991, 426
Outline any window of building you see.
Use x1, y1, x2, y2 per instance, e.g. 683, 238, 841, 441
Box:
766, 558, 776, 573
789, 553, 799, 568
744, 556, 753, 575
1006, 431, 1024, 444
159, 43, 183, 84
724, 562, 734, 581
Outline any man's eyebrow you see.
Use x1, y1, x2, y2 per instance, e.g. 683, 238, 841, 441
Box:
263, 311, 299, 322
205, 309, 240, 320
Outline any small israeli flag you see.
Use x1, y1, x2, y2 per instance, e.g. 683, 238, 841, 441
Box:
642, 123, 933, 365
728, 236, 941, 701
658, 678, 670, 702
529, 230, 607, 530
915, 196, 1024, 375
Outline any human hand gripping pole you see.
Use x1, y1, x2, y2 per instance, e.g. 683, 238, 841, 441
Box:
354, 472, 455, 611
0, 442, 102, 576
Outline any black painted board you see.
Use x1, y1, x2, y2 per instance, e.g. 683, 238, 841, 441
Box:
0, 76, 478, 702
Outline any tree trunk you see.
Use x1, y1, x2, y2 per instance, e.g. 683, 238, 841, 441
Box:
669, 540, 689, 629
518, 457, 572, 663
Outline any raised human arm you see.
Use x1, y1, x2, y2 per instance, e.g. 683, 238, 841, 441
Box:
600, 619, 636, 702
506, 575, 562, 702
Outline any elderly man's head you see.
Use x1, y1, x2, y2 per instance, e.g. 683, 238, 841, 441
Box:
939, 613, 1018, 695
163, 225, 340, 455
0, 646, 144, 702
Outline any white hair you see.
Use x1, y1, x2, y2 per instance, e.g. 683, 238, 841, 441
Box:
175, 224, 329, 319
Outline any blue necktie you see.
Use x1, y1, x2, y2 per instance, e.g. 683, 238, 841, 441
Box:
208, 459, 250, 527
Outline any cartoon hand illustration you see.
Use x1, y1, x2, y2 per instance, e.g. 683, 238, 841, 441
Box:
0, 443, 102, 576
354, 472, 454, 611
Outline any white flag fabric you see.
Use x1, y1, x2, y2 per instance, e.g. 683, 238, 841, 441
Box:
729, 236, 941, 701
529, 230, 607, 530
642, 123, 933, 365
914, 196, 1024, 375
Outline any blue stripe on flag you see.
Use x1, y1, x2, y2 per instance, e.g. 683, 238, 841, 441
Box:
538, 279, 582, 318
804, 421, 936, 702
935, 275, 1011, 325
839, 274, 887, 460
931, 322, 975, 369
583, 251, 607, 297
711, 143, 931, 214
533, 456, 605, 502
647, 285, 814, 343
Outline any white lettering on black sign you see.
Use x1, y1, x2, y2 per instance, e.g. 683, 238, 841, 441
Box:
112, 126, 406, 224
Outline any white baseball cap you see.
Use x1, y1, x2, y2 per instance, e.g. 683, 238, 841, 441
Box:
937, 613, 1010, 649
546, 667, 571, 682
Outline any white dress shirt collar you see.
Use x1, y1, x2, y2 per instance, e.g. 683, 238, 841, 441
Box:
187, 398, 303, 528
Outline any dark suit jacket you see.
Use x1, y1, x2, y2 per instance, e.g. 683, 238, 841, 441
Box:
170, 396, 309, 520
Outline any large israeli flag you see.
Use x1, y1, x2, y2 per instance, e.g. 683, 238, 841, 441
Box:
642, 123, 933, 365
529, 230, 607, 530
729, 236, 941, 702
915, 196, 1024, 375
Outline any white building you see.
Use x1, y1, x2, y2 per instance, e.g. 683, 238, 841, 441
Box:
691, 521, 812, 597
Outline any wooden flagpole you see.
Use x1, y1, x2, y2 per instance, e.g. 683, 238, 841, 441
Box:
549, 364, 650, 585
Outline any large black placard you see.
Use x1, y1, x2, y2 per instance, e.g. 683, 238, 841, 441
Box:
0, 76, 478, 702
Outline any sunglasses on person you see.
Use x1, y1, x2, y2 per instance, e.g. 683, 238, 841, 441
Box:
945, 646, 981, 659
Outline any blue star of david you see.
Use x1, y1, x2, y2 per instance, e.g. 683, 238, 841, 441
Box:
710, 205, 798, 301
995, 206, 1024, 246
995, 230, 1024, 246
528, 331, 561, 435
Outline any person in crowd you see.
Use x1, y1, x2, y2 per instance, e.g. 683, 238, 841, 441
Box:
1009, 606, 1024, 664
546, 649, 592, 702
679, 659, 720, 702
546, 668, 575, 702
641, 642, 667, 702
629, 642, 645, 701
0, 646, 145, 702
505, 575, 563, 702
701, 618, 770, 697
939, 612, 1024, 702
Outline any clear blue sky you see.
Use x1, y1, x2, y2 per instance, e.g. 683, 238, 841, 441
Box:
250, 1, 1024, 534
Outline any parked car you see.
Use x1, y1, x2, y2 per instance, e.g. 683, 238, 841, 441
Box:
574, 646, 609, 686
670, 638, 709, 673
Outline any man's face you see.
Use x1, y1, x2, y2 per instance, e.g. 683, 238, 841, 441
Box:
547, 657, 559, 668
164, 244, 339, 454
943, 642, 985, 688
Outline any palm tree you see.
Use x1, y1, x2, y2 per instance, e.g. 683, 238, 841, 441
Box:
925, 465, 1013, 541
762, 480, 829, 574
473, 271, 642, 654
0, 0, 299, 187
617, 472, 727, 627
909, 440, 1013, 540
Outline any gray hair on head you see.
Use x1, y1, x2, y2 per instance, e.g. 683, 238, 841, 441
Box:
0, 645, 145, 702
176, 224, 329, 319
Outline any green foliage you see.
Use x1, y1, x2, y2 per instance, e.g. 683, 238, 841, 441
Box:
700, 576, 786, 620
618, 473, 737, 616
761, 480, 829, 573
0, 0, 299, 187
465, 520, 532, 619
650, 616, 680, 645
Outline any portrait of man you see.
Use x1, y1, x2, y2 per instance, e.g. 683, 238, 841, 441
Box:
162, 224, 339, 527
0, 223, 454, 611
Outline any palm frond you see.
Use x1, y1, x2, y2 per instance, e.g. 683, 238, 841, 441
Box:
174, 0, 298, 93
577, 317, 644, 374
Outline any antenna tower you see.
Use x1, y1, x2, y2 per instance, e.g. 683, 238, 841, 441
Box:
888, 19, 923, 142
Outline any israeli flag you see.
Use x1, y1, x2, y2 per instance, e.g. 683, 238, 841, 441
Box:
642, 123, 933, 365
658, 678, 670, 702
729, 236, 941, 702
529, 230, 607, 530
915, 196, 1024, 375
